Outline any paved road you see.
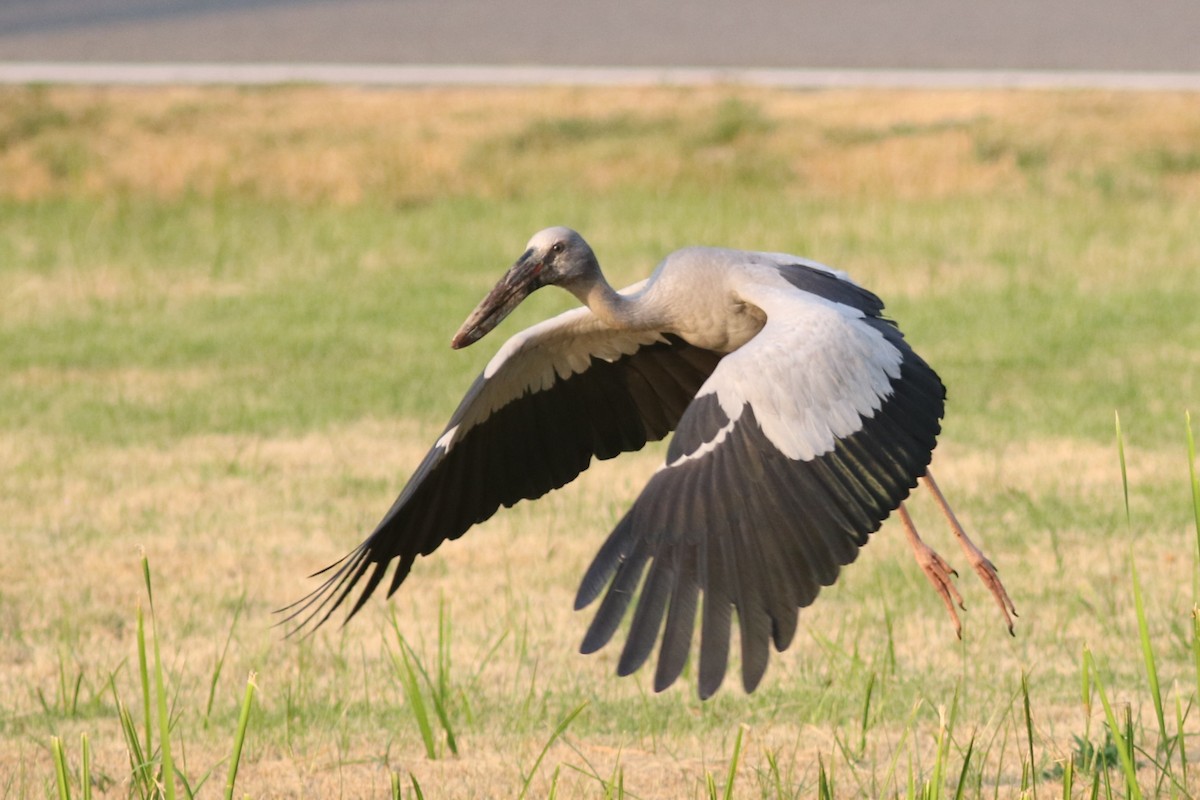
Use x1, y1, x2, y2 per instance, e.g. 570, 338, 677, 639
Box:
2, 0, 1199, 72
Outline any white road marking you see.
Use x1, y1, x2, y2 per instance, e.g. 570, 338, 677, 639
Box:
1, 62, 1199, 90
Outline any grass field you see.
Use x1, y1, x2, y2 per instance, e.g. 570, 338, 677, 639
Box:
2, 84, 1199, 798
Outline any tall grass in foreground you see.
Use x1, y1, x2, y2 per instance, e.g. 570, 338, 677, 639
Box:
49, 556, 257, 800
387, 602, 459, 760
1064, 411, 1200, 800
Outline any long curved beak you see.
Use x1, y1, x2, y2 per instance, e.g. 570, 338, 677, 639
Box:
451, 249, 544, 349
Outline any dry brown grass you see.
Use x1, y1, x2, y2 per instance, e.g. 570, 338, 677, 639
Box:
3, 86, 1199, 205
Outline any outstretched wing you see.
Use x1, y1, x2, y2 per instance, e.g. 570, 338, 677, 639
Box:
574, 277, 946, 698
284, 305, 723, 633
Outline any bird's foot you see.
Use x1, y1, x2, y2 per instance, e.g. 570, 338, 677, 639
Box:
956, 535, 1018, 636
921, 471, 1018, 635
898, 504, 964, 638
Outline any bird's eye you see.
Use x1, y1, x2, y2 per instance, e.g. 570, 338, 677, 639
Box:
551, 242, 565, 254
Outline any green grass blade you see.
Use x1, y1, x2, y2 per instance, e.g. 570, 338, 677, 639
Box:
437, 596, 451, 705
1081, 645, 1092, 718
516, 702, 587, 800
1176, 694, 1188, 787
206, 594, 245, 725
410, 773, 426, 800
953, 733, 975, 800
931, 706, 948, 800
154, 615, 177, 800
1193, 609, 1200, 724
80, 733, 92, 800
111, 678, 151, 799
1115, 411, 1131, 526
1188, 411, 1200, 592
860, 671, 876, 756
721, 724, 747, 800
1061, 756, 1073, 800
389, 610, 456, 757
413, 642, 458, 755
881, 700, 922, 797
136, 602, 151, 771
1130, 552, 1168, 760
1022, 672, 1038, 800
766, 749, 785, 799
223, 672, 256, 800
1124, 706, 1136, 800
142, 555, 176, 800
411, 650, 458, 754
392, 639, 436, 759
51, 736, 71, 800
1085, 648, 1142, 800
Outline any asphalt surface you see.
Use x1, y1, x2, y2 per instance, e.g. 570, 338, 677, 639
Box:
3, 0, 1200, 72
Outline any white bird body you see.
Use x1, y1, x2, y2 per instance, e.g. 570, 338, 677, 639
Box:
288, 227, 1015, 699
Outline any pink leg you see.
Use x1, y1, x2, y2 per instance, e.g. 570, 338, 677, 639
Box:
922, 471, 1018, 635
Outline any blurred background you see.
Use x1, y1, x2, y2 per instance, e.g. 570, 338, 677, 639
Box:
3, 0, 1200, 73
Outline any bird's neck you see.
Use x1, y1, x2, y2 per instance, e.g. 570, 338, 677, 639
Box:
568, 275, 650, 330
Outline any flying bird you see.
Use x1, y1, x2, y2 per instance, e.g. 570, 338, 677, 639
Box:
286, 227, 1016, 698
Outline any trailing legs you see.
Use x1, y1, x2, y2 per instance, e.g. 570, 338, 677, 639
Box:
899, 470, 1018, 637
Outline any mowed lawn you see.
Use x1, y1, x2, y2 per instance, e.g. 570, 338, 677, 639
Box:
1, 85, 1199, 798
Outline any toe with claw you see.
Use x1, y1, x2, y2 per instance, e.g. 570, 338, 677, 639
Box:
899, 503, 965, 638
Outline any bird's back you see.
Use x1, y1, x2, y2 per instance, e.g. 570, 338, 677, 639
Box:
640, 246, 885, 353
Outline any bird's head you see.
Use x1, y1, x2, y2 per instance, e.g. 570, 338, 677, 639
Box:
451, 227, 598, 349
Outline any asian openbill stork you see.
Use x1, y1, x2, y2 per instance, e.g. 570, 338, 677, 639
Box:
286, 227, 1016, 699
